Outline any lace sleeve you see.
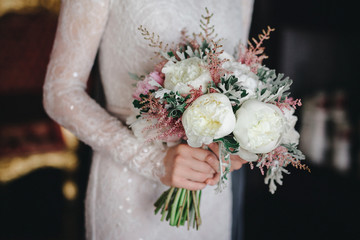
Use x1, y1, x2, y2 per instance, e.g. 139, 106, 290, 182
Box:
43, 0, 166, 181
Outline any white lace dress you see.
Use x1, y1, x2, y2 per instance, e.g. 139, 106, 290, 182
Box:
43, 0, 253, 239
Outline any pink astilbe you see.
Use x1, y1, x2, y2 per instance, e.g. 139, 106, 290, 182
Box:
276, 97, 302, 112
155, 117, 185, 142
139, 94, 185, 142
154, 61, 168, 78
185, 86, 204, 108
209, 87, 218, 93
284, 97, 302, 109
180, 29, 200, 50
237, 26, 275, 73
257, 146, 310, 175
205, 41, 228, 84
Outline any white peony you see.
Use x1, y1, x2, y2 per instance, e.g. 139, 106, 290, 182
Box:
281, 107, 300, 145
182, 93, 236, 148
233, 100, 285, 161
222, 61, 260, 99
162, 57, 212, 94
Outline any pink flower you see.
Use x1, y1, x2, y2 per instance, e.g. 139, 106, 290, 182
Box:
149, 71, 164, 85
132, 71, 164, 100
154, 60, 168, 77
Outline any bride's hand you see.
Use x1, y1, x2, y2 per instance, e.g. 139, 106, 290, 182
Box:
160, 144, 220, 190
205, 142, 248, 186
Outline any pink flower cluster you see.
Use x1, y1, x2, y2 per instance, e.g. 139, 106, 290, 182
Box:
276, 97, 302, 112
132, 71, 164, 100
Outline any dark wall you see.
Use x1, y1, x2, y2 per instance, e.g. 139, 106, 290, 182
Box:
244, 1, 360, 240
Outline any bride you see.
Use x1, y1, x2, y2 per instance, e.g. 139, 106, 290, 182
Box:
43, 0, 254, 239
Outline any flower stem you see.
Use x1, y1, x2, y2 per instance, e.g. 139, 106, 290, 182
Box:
170, 188, 182, 225
164, 187, 175, 211
154, 187, 202, 230
161, 187, 175, 221
197, 190, 202, 226
176, 189, 188, 227
192, 190, 201, 229
186, 190, 190, 230
154, 189, 169, 214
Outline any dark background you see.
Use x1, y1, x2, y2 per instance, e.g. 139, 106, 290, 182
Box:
244, 1, 360, 240
0, 0, 359, 239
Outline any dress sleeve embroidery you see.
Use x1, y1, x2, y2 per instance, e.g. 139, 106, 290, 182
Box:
43, 0, 166, 181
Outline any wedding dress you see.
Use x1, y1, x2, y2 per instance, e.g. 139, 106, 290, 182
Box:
43, 0, 253, 239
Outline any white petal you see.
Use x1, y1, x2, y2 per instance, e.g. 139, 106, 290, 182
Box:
236, 147, 258, 162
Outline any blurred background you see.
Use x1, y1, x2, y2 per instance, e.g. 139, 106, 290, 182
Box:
0, 0, 359, 239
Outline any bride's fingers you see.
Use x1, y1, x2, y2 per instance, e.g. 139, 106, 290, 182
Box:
181, 179, 207, 191
204, 155, 220, 173
179, 167, 214, 183
205, 172, 220, 186
208, 143, 230, 172
190, 146, 218, 162
184, 146, 219, 172
208, 142, 219, 158
184, 158, 215, 174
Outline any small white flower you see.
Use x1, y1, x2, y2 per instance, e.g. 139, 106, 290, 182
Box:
127, 115, 181, 143
281, 107, 300, 145
182, 93, 236, 148
233, 100, 285, 161
154, 88, 172, 99
127, 116, 158, 142
162, 57, 212, 94
222, 61, 260, 100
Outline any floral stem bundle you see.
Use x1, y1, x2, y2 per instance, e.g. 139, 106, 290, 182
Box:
154, 187, 202, 229
128, 8, 309, 230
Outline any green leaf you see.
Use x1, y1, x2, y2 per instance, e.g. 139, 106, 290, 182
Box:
167, 51, 175, 57
232, 104, 241, 113
133, 99, 143, 108
241, 90, 248, 98
161, 91, 188, 118
214, 135, 239, 153
128, 72, 142, 81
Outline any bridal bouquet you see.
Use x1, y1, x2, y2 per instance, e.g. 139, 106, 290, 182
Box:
128, 9, 309, 230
